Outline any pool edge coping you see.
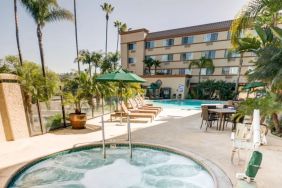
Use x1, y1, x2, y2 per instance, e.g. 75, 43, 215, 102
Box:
5, 142, 232, 188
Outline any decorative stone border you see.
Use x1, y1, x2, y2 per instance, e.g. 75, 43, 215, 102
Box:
6, 142, 232, 188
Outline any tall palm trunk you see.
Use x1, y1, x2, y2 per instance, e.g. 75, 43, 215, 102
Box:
88, 64, 92, 77
198, 68, 201, 83
235, 53, 243, 95
14, 0, 23, 66
73, 0, 80, 73
94, 65, 97, 75
105, 14, 109, 56
154, 65, 157, 74
116, 28, 119, 53
36, 25, 46, 77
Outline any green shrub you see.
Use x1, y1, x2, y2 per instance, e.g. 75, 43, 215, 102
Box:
189, 80, 235, 100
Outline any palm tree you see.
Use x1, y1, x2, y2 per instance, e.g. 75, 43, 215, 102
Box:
189, 57, 214, 83
230, 0, 282, 46
227, 38, 260, 94
153, 60, 162, 74
92, 51, 103, 75
73, 0, 80, 73
108, 52, 120, 70
101, 57, 112, 73
114, 20, 122, 52
20, 0, 73, 77
77, 50, 93, 77
14, 0, 23, 66
101, 2, 114, 57
114, 20, 127, 53
143, 58, 154, 75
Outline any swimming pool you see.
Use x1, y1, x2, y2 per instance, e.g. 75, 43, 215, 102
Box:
8, 144, 215, 188
151, 100, 224, 110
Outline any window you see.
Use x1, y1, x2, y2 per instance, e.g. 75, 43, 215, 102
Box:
161, 54, 173, 62
182, 36, 194, 45
227, 31, 231, 40
179, 68, 192, 75
145, 41, 155, 49
128, 43, 136, 50
202, 50, 216, 59
163, 39, 174, 47
201, 68, 214, 75
225, 50, 240, 58
181, 52, 193, 61
128, 57, 136, 64
222, 67, 239, 75
156, 69, 172, 75
145, 55, 156, 60
204, 33, 218, 42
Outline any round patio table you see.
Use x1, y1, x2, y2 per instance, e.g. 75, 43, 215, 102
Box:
208, 108, 236, 131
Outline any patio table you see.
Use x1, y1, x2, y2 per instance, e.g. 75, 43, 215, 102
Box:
208, 108, 236, 131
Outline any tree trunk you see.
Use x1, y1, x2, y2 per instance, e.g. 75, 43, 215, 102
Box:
37, 25, 46, 77
94, 66, 97, 75
116, 29, 119, 53
88, 63, 92, 77
272, 113, 281, 133
198, 68, 201, 83
155, 65, 157, 75
73, 0, 80, 73
36, 100, 44, 134
14, 0, 23, 66
148, 67, 151, 75
105, 14, 109, 56
235, 53, 243, 95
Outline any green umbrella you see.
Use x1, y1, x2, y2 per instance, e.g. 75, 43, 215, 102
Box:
243, 82, 266, 90
243, 82, 266, 99
96, 69, 146, 83
96, 69, 146, 159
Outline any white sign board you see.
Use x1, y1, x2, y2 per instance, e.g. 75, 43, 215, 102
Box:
178, 84, 184, 92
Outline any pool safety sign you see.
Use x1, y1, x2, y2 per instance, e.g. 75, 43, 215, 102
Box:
178, 84, 184, 92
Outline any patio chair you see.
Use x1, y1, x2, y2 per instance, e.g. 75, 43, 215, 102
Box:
172, 93, 176, 99
120, 102, 155, 122
128, 99, 159, 115
135, 96, 162, 111
225, 114, 245, 130
231, 123, 253, 162
200, 106, 218, 131
236, 151, 263, 183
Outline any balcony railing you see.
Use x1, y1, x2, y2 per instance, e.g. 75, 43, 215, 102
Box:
143, 68, 192, 76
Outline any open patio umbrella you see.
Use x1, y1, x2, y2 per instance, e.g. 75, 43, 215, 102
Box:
96, 69, 146, 158
243, 82, 266, 90
243, 82, 266, 98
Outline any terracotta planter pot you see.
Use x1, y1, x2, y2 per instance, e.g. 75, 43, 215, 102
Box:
69, 113, 87, 129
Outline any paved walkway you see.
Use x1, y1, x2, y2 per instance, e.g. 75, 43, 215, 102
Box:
0, 108, 282, 187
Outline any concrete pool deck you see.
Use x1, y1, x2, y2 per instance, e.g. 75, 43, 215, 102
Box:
0, 108, 282, 187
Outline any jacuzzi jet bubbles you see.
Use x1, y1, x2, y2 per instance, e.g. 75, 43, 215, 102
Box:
9, 147, 214, 188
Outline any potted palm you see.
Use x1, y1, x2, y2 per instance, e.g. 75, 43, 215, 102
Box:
63, 73, 90, 129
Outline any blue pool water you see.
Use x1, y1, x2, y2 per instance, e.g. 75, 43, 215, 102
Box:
151, 100, 224, 110
9, 146, 214, 188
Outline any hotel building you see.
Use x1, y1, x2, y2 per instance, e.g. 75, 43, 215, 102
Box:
120, 20, 256, 98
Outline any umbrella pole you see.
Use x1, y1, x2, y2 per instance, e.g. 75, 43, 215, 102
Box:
101, 95, 106, 159
127, 114, 132, 158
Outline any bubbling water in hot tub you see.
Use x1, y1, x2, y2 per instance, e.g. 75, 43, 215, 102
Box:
10, 147, 214, 188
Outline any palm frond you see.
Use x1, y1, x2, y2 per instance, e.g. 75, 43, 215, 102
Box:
45, 8, 73, 23
188, 60, 199, 69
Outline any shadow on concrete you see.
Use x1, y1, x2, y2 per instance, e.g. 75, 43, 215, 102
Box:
50, 124, 101, 135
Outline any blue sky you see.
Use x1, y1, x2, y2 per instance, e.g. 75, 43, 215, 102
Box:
0, 0, 247, 73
